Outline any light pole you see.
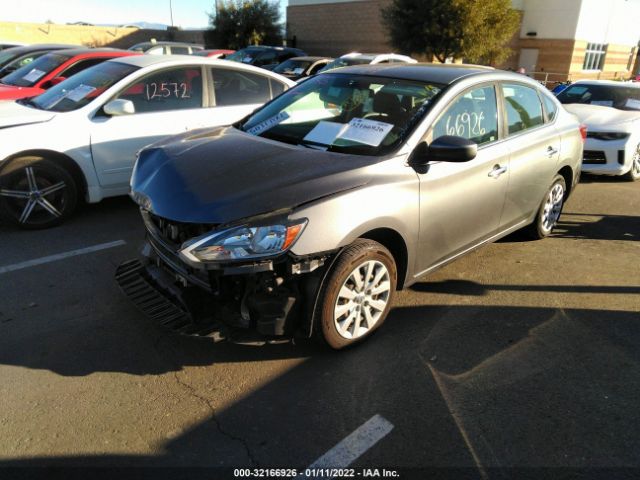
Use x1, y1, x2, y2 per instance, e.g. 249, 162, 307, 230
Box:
169, 0, 174, 27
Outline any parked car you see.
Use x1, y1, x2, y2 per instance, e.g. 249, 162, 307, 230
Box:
0, 44, 79, 77
226, 46, 307, 70
193, 49, 235, 59
0, 56, 295, 228
0, 48, 138, 101
557, 80, 640, 181
118, 64, 583, 349
272, 56, 333, 81
0, 42, 25, 51
128, 41, 204, 55
319, 52, 417, 73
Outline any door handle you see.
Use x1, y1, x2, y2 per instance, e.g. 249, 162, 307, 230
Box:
547, 146, 559, 157
488, 165, 508, 179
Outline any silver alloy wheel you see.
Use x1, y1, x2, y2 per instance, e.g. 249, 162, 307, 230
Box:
541, 182, 564, 234
631, 145, 640, 179
0, 166, 66, 224
333, 259, 391, 340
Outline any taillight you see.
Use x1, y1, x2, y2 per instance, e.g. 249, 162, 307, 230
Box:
579, 124, 587, 143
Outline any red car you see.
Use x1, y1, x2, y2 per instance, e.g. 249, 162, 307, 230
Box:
0, 48, 139, 101
193, 49, 236, 59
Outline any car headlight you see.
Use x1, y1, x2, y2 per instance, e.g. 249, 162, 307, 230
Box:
179, 220, 307, 264
586, 132, 630, 141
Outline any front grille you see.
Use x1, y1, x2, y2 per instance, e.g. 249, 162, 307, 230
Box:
143, 210, 218, 247
583, 150, 607, 164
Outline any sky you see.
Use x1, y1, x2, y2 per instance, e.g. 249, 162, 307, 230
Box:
0, 0, 289, 29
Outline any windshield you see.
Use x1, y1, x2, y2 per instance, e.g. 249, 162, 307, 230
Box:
0, 48, 19, 67
1, 52, 69, 87
319, 57, 371, 73
240, 73, 442, 156
557, 83, 640, 111
226, 48, 265, 64
26, 61, 138, 112
273, 59, 312, 75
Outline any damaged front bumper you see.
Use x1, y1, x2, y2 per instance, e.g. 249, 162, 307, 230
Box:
116, 234, 330, 339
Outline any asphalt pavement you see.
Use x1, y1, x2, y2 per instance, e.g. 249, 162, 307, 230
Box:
0, 175, 639, 479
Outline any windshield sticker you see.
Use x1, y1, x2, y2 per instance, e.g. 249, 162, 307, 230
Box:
293, 67, 305, 75
303, 121, 345, 145
242, 56, 252, 63
247, 111, 290, 136
591, 100, 613, 107
625, 98, 640, 110
23, 68, 46, 83
66, 84, 97, 102
337, 117, 394, 147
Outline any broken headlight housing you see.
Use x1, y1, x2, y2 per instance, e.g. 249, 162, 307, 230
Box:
179, 220, 307, 264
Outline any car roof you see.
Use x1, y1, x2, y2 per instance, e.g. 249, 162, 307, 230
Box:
572, 79, 640, 88
288, 56, 331, 62
1, 44, 79, 54
131, 41, 202, 47
109, 55, 297, 83
325, 63, 498, 85
46, 47, 133, 57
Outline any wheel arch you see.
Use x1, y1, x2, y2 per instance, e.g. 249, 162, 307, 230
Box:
358, 227, 409, 290
557, 165, 574, 198
2, 149, 87, 200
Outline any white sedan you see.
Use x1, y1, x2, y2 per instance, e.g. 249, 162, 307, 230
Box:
318, 52, 417, 73
0, 55, 295, 228
557, 80, 640, 181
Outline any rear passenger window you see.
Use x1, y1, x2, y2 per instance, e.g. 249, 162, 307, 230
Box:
270, 78, 286, 97
432, 85, 499, 146
61, 58, 106, 78
211, 68, 272, 106
541, 93, 558, 122
116, 66, 203, 113
170, 46, 190, 55
502, 83, 544, 134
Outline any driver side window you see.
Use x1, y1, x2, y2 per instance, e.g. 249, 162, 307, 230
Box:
431, 85, 498, 146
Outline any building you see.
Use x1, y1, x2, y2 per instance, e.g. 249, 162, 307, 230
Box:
287, 0, 640, 81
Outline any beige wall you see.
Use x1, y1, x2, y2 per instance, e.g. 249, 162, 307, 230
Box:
0, 21, 205, 49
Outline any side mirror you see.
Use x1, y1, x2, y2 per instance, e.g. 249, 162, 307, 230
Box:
414, 136, 478, 165
42, 76, 66, 89
103, 99, 135, 116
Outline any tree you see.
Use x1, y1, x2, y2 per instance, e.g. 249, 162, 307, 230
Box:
206, 0, 282, 50
382, 0, 520, 65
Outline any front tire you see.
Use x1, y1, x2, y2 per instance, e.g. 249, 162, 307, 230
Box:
0, 156, 78, 229
314, 239, 397, 349
624, 144, 640, 182
525, 174, 566, 240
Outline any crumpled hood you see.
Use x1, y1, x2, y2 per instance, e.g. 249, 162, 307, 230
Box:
564, 103, 640, 130
131, 126, 377, 224
0, 100, 56, 128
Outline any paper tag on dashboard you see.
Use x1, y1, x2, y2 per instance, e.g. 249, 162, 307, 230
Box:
337, 117, 394, 147
242, 56, 252, 63
23, 68, 46, 83
293, 67, 305, 75
591, 100, 613, 107
625, 98, 640, 110
66, 84, 96, 102
303, 121, 345, 145
247, 111, 290, 136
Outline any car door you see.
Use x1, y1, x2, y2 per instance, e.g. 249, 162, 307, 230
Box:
415, 83, 510, 274
206, 67, 285, 126
498, 82, 561, 229
90, 65, 206, 187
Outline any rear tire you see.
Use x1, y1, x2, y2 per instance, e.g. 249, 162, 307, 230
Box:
0, 156, 78, 229
314, 239, 397, 349
624, 144, 640, 182
525, 174, 566, 240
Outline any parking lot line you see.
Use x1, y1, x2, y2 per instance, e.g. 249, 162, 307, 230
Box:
0, 240, 127, 274
301, 414, 394, 476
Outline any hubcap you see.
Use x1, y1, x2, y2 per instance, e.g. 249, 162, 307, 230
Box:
333, 260, 391, 340
0, 167, 66, 224
541, 182, 564, 233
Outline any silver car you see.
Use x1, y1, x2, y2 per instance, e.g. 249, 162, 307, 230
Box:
118, 64, 583, 349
